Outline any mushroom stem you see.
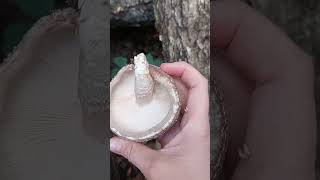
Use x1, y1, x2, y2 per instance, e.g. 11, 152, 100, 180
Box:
133, 53, 155, 102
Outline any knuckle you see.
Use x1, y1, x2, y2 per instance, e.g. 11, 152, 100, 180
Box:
180, 61, 195, 71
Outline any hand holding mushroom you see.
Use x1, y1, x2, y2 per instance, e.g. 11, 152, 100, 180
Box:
110, 61, 210, 180
110, 53, 186, 141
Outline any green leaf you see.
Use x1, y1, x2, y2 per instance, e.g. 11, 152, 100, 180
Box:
15, 0, 55, 19
112, 68, 120, 79
1, 23, 31, 54
113, 56, 128, 68
146, 52, 154, 63
146, 52, 162, 67
151, 58, 163, 67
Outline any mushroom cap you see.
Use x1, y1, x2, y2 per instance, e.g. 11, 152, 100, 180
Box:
110, 64, 181, 142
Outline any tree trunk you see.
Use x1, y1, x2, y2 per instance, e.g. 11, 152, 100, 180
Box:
154, 0, 210, 78
110, 0, 155, 28
71, 0, 155, 28
154, 1, 227, 179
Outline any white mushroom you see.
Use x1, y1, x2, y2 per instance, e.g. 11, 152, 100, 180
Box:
110, 53, 181, 142
133, 53, 155, 103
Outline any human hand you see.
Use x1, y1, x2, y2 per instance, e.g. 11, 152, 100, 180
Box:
212, 1, 316, 180
110, 62, 210, 180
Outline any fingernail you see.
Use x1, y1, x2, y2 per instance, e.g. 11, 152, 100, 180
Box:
110, 138, 121, 153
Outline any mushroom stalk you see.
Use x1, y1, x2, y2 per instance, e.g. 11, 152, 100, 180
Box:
133, 53, 155, 102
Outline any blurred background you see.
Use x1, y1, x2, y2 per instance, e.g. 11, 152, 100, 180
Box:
0, 0, 319, 179
0, 0, 73, 61
242, 0, 320, 176
1, 0, 319, 97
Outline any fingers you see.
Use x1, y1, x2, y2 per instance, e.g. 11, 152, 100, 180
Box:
161, 62, 209, 131
212, 0, 310, 83
161, 62, 206, 89
110, 137, 157, 174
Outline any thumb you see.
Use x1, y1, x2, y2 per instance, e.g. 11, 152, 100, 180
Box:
110, 137, 157, 173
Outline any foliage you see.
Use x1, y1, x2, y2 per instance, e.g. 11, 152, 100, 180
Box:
145, 52, 162, 67
112, 53, 163, 78
112, 56, 128, 78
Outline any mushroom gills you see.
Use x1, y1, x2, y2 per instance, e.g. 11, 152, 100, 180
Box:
111, 52, 181, 141
111, 69, 173, 133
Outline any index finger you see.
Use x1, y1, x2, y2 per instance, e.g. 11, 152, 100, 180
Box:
161, 62, 209, 129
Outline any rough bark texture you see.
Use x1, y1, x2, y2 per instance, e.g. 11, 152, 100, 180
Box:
70, 0, 155, 27
110, 0, 155, 27
154, 1, 227, 179
154, 0, 210, 78
78, 0, 109, 143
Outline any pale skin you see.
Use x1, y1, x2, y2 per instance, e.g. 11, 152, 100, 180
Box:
110, 0, 316, 179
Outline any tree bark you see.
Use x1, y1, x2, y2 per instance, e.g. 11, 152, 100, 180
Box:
154, 0, 210, 78
154, 1, 227, 179
110, 0, 155, 28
